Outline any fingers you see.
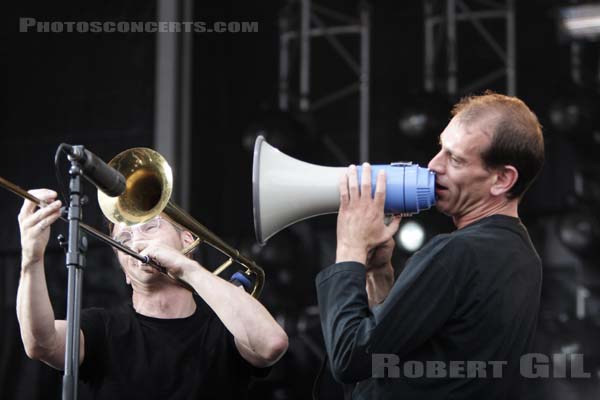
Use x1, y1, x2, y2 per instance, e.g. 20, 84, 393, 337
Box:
360, 163, 372, 203
32, 189, 58, 203
341, 163, 388, 208
348, 164, 359, 201
344, 163, 377, 204
138, 246, 153, 263
138, 245, 162, 269
137, 243, 187, 274
36, 203, 62, 231
374, 169, 387, 208
131, 240, 166, 268
385, 215, 402, 237
19, 199, 37, 220
339, 172, 349, 211
138, 242, 174, 260
18, 189, 59, 222
131, 239, 150, 253
22, 200, 62, 230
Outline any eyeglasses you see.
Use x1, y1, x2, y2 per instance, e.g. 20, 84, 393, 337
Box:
113, 217, 163, 246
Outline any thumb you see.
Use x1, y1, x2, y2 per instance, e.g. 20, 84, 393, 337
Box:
138, 245, 160, 264
385, 215, 402, 237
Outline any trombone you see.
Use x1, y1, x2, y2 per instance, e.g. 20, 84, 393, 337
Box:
1, 147, 265, 297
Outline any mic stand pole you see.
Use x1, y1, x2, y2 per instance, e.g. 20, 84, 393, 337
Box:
62, 145, 88, 400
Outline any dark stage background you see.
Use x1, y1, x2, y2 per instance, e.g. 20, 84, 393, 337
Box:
1, 1, 600, 399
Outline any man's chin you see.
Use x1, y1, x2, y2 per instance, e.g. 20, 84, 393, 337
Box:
131, 263, 159, 275
434, 202, 452, 216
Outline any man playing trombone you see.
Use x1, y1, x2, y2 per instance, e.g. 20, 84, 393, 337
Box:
16, 188, 288, 399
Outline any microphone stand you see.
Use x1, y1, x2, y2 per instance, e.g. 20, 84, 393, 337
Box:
62, 145, 88, 400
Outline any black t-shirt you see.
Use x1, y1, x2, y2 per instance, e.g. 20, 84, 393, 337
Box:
79, 295, 268, 399
316, 215, 542, 399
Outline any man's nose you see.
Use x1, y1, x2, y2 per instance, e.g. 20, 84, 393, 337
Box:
428, 151, 442, 173
130, 237, 147, 253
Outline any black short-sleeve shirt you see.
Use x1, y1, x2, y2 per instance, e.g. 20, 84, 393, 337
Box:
79, 295, 268, 399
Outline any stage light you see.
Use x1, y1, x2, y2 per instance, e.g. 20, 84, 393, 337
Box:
547, 90, 600, 159
557, 209, 600, 259
558, 3, 600, 40
397, 93, 449, 141
548, 98, 584, 134
395, 93, 451, 159
396, 220, 426, 253
398, 110, 432, 139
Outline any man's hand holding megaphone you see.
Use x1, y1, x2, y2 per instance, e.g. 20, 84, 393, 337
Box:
335, 163, 401, 307
335, 163, 402, 266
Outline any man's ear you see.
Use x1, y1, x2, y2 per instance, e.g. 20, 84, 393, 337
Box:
491, 165, 518, 197
114, 250, 131, 285
122, 267, 131, 285
180, 230, 195, 247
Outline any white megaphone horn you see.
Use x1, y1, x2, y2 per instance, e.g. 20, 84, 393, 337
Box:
252, 135, 437, 245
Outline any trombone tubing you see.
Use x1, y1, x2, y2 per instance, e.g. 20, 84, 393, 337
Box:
0, 175, 159, 269
165, 202, 265, 297
0, 175, 264, 296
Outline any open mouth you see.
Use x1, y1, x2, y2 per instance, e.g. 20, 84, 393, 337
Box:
435, 183, 448, 200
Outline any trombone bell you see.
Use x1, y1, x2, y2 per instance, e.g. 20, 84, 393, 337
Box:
98, 148, 173, 226
97, 147, 265, 297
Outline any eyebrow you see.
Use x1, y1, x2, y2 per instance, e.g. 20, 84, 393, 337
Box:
438, 136, 467, 162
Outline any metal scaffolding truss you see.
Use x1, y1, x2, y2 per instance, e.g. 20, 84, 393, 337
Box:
278, 0, 372, 161
424, 0, 516, 96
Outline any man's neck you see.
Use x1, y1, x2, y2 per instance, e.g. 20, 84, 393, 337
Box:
453, 198, 519, 229
131, 284, 196, 319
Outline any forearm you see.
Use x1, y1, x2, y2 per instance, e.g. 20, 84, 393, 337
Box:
316, 262, 375, 383
337, 246, 395, 307
184, 264, 288, 365
16, 260, 61, 363
366, 264, 394, 308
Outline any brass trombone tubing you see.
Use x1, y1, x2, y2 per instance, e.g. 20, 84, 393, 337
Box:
96, 147, 265, 297
163, 202, 265, 297
0, 175, 191, 288
1, 175, 265, 297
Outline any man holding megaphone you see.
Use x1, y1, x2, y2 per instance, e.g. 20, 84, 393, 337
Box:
315, 91, 544, 399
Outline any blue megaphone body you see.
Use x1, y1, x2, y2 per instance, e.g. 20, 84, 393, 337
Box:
355, 163, 436, 215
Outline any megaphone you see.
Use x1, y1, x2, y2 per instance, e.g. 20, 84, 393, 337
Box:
253, 136, 436, 245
